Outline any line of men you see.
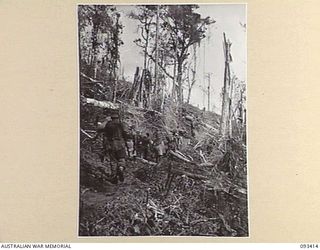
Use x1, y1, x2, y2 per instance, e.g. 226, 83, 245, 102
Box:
94, 110, 181, 184
127, 129, 180, 162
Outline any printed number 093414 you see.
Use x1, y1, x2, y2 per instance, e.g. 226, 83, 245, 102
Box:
300, 244, 319, 248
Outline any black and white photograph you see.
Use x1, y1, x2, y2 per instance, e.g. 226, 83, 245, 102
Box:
78, 4, 248, 237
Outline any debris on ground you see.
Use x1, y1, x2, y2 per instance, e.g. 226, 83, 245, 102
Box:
79, 98, 248, 236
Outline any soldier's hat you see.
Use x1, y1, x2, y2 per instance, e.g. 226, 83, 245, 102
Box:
110, 110, 120, 119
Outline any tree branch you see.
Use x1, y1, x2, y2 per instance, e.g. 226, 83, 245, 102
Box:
146, 52, 174, 80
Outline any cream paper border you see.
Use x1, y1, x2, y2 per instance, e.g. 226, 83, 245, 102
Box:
0, 0, 320, 243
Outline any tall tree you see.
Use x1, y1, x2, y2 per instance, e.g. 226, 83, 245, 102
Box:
131, 5, 214, 105
162, 5, 214, 102
130, 5, 158, 107
78, 5, 123, 101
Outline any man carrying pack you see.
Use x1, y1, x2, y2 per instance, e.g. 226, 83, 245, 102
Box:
125, 125, 136, 158
103, 110, 128, 184
153, 131, 164, 163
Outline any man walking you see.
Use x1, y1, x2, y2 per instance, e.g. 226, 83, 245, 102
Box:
103, 110, 128, 183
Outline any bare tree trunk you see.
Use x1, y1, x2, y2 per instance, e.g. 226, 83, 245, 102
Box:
238, 89, 243, 124
143, 17, 150, 108
187, 87, 192, 104
113, 76, 118, 103
112, 14, 120, 103
159, 87, 165, 112
228, 76, 236, 137
177, 61, 183, 102
91, 6, 100, 79
138, 69, 145, 108
153, 5, 160, 95
206, 73, 212, 111
92, 34, 98, 79
187, 45, 197, 104
172, 37, 178, 99
241, 108, 247, 142
220, 33, 232, 138
208, 77, 210, 111
131, 67, 140, 105
202, 41, 206, 108
172, 58, 177, 99
87, 49, 92, 65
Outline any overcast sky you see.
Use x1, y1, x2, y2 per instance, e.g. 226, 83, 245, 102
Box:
116, 4, 246, 113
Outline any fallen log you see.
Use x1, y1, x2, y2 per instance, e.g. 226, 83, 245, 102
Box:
85, 98, 120, 109
169, 150, 216, 169
169, 150, 191, 163
186, 155, 194, 161
198, 162, 215, 168
203, 178, 247, 199
201, 121, 218, 132
80, 72, 104, 85
136, 157, 157, 166
81, 129, 94, 139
